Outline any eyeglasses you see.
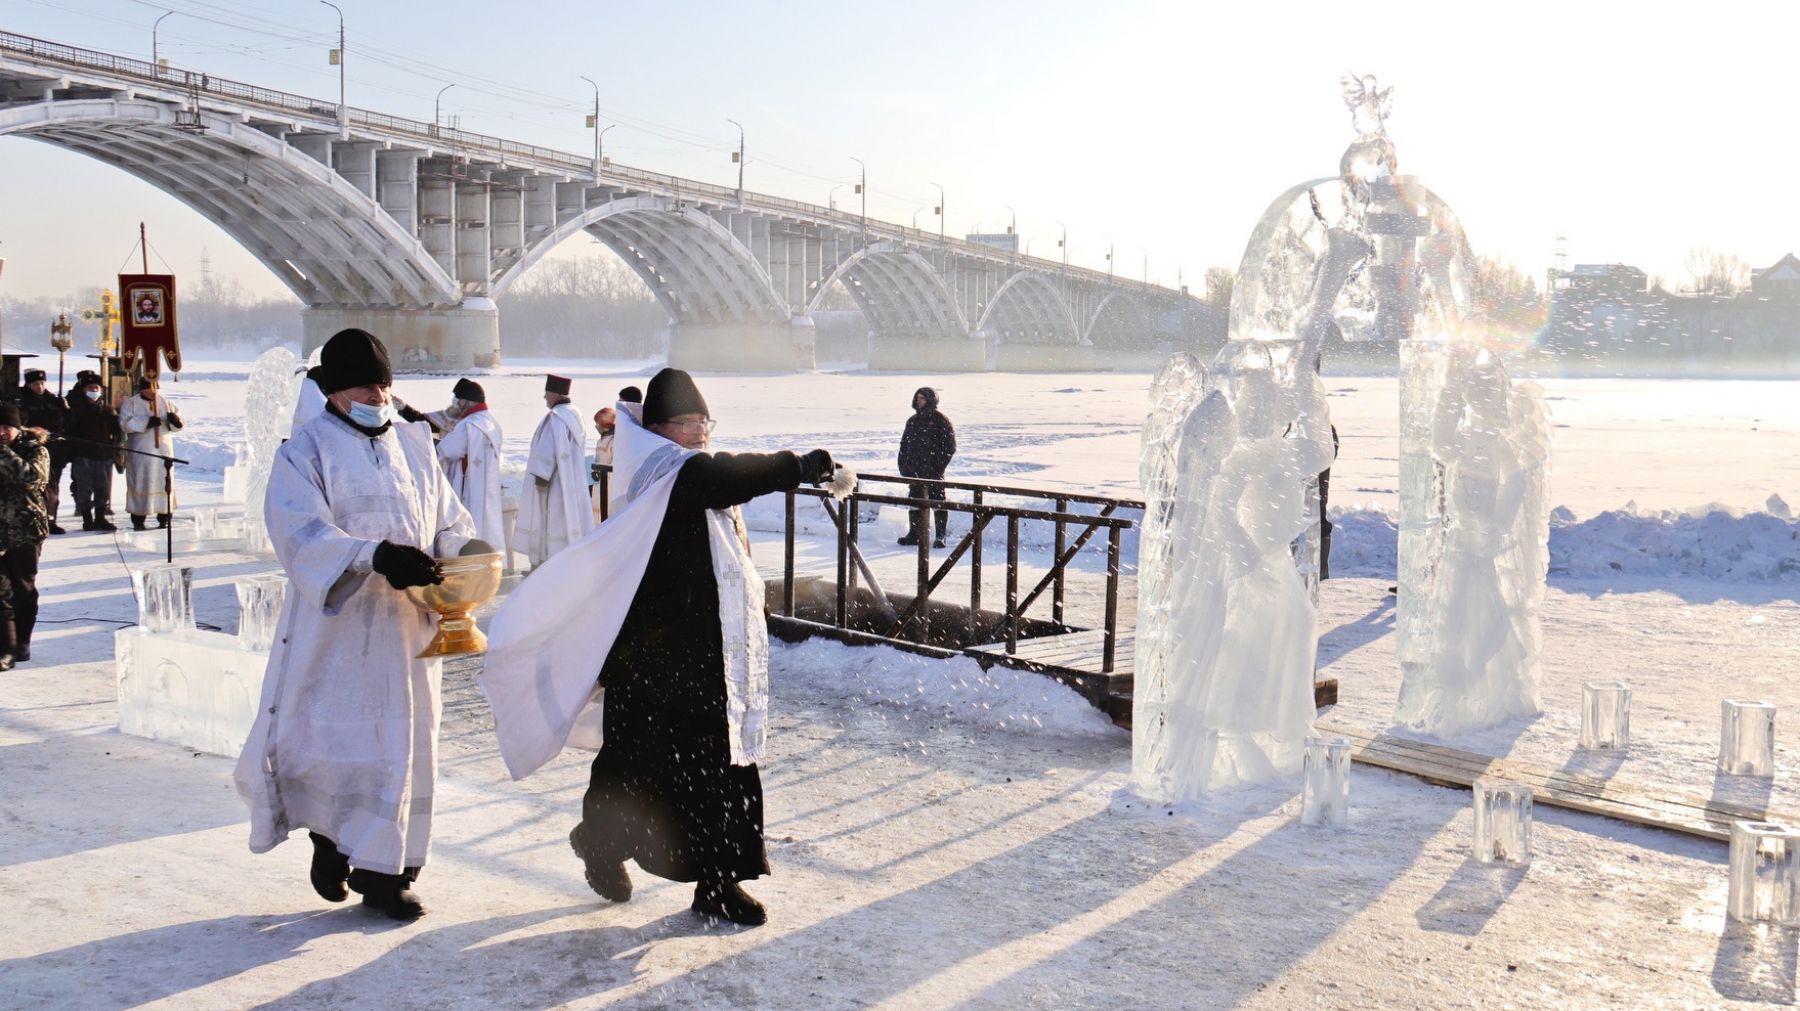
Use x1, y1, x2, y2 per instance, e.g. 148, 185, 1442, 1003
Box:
669, 418, 718, 435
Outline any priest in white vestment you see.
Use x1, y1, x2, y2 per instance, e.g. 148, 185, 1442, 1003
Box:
516, 373, 592, 567
233, 327, 479, 923
117, 376, 181, 529
435, 377, 506, 549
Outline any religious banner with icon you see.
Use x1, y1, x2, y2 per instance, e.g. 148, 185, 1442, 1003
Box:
118, 273, 183, 379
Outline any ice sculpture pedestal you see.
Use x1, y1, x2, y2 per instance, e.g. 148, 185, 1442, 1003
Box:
221, 464, 251, 504
1580, 681, 1632, 750
1720, 700, 1777, 777
124, 515, 249, 555
1472, 777, 1533, 865
1301, 735, 1352, 829
1728, 821, 1800, 924
115, 628, 271, 758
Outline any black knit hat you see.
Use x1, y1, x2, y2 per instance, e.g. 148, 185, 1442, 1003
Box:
453, 378, 486, 402
618, 385, 643, 404
76, 370, 100, 384
23, 369, 45, 384
0, 404, 22, 428
544, 374, 572, 397
319, 328, 392, 394
643, 368, 710, 425
135, 376, 154, 392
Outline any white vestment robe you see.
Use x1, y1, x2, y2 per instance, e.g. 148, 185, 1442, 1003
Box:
118, 393, 179, 516
437, 408, 505, 549
516, 403, 592, 566
288, 375, 326, 437
233, 411, 475, 874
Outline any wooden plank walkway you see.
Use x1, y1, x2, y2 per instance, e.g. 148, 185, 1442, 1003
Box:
1318, 719, 1792, 843
968, 629, 1134, 679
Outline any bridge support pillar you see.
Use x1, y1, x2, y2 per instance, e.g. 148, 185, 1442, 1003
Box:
867, 335, 989, 373
302, 299, 502, 370
667, 315, 816, 372
992, 341, 1107, 372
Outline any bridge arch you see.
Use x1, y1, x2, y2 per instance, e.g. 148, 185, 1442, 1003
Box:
805, 241, 969, 340
1082, 289, 1153, 345
0, 98, 458, 308
977, 271, 1081, 344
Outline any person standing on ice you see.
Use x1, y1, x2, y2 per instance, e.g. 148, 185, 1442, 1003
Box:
897, 386, 955, 548
233, 327, 482, 922
64, 372, 117, 532
118, 376, 182, 530
517, 374, 592, 568
478, 367, 839, 927
0, 404, 50, 668
433, 378, 505, 550
15, 369, 67, 536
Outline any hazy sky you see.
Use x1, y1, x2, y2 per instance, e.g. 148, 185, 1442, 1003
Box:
5, 0, 1799, 305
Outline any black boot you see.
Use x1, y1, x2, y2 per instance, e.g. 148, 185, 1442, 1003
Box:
48, 521, 65, 536
308, 832, 350, 902
569, 824, 632, 902
130, 515, 147, 532
14, 643, 29, 663
155, 513, 171, 529
348, 868, 425, 921
93, 512, 117, 532
80, 509, 96, 532
692, 875, 766, 926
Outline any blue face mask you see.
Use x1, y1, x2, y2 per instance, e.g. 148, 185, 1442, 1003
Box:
347, 400, 393, 428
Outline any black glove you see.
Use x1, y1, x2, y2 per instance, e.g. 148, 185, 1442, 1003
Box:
459, 539, 497, 556
145, 416, 161, 429
371, 540, 443, 589
798, 448, 835, 485
164, 413, 183, 431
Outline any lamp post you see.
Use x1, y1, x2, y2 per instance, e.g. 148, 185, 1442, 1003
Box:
1000, 203, 1017, 261
319, 0, 346, 139
850, 157, 866, 234
1055, 221, 1068, 271
912, 206, 927, 230
1106, 239, 1114, 281
598, 124, 615, 171
433, 82, 455, 137
152, 10, 174, 75
727, 118, 744, 207
828, 184, 846, 212
929, 182, 945, 246
580, 75, 601, 178
49, 314, 73, 397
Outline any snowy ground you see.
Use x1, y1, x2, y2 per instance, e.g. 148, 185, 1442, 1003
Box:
4, 359, 1800, 1008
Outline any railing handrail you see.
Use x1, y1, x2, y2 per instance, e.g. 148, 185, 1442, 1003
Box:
0, 28, 1188, 296
851, 471, 1145, 512
792, 485, 1134, 529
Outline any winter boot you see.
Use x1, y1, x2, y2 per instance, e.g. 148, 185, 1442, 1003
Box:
48, 521, 65, 536
308, 832, 350, 902
155, 513, 171, 529
569, 825, 632, 902
347, 868, 425, 922
94, 511, 117, 531
130, 514, 147, 532
692, 876, 766, 926
80, 509, 96, 532
14, 643, 29, 663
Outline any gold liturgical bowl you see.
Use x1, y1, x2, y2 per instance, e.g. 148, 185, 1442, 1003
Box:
403, 552, 504, 658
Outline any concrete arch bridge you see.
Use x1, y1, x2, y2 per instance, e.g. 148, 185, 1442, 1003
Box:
0, 30, 1210, 371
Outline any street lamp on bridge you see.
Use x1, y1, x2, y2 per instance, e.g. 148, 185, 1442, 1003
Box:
151, 10, 174, 75
828, 184, 846, 212
727, 118, 745, 207
929, 182, 945, 246
433, 83, 455, 138
850, 157, 867, 235
319, 0, 346, 140
580, 75, 602, 178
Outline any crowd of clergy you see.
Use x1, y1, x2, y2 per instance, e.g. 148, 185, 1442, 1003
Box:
234, 328, 837, 926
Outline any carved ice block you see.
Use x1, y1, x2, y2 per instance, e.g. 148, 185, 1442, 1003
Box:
115, 627, 270, 757
234, 574, 286, 652
130, 563, 194, 634
1727, 820, 1800, 924
1580, 681, 1631, 750
1720, 700, 1777, 777
192, 506, 219, 543
1471, 776, 1533, 865
221, 464, 250, 504
1301, 735, 1352, 829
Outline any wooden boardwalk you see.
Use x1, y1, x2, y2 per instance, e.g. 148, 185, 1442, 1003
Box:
1318, 719, 1791, 843
968, 628, 1134, 679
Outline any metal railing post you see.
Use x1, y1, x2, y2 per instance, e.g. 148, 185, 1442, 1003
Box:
783, 490, 796, 617
1053, 496, 1068, 625
970, 489, 983, 615
1104, 525, 1122, 673
916, 505, 931, 641
1006, 514, 1020, 655
835, 493, 849, 628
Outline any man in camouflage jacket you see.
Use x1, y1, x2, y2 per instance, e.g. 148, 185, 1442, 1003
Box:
0, 403, 51, 667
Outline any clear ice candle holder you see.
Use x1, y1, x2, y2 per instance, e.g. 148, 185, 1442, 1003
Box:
235, 574, 286, 652
1472, 776, 1533, 866
1301, 735, 1352, 829
1720, 700, 1777, 777
131, 563, 194, 635
192, 506, 219, 543
1727, 820, 1800, 924
1580, 681, 1631, 750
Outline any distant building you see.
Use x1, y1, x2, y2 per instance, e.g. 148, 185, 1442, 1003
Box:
1546, 256, 1800, 368
1751, 253, 1800, 299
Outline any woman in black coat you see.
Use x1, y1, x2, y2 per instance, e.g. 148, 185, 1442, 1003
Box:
570, 368, 832, 926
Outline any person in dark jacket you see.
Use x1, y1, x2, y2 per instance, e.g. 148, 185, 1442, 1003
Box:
568, 367, 835, 927
897, 386, 956, 548
0, 403, 50, 667
63, 372, 119, 532
15, 369, 67, 535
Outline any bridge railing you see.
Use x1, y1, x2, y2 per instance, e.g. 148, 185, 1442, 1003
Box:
1, 28, 1189, 296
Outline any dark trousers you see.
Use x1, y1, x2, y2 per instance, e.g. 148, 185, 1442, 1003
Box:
909, 482, 947, 541
46, 455, 67, 522
0, 544, 41, 654
1318, 467, 1333, 581
72, 457, 112, 516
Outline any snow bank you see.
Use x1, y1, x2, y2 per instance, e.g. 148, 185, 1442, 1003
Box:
1324, 500, 1800, 582
771, 637, 1122, 739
